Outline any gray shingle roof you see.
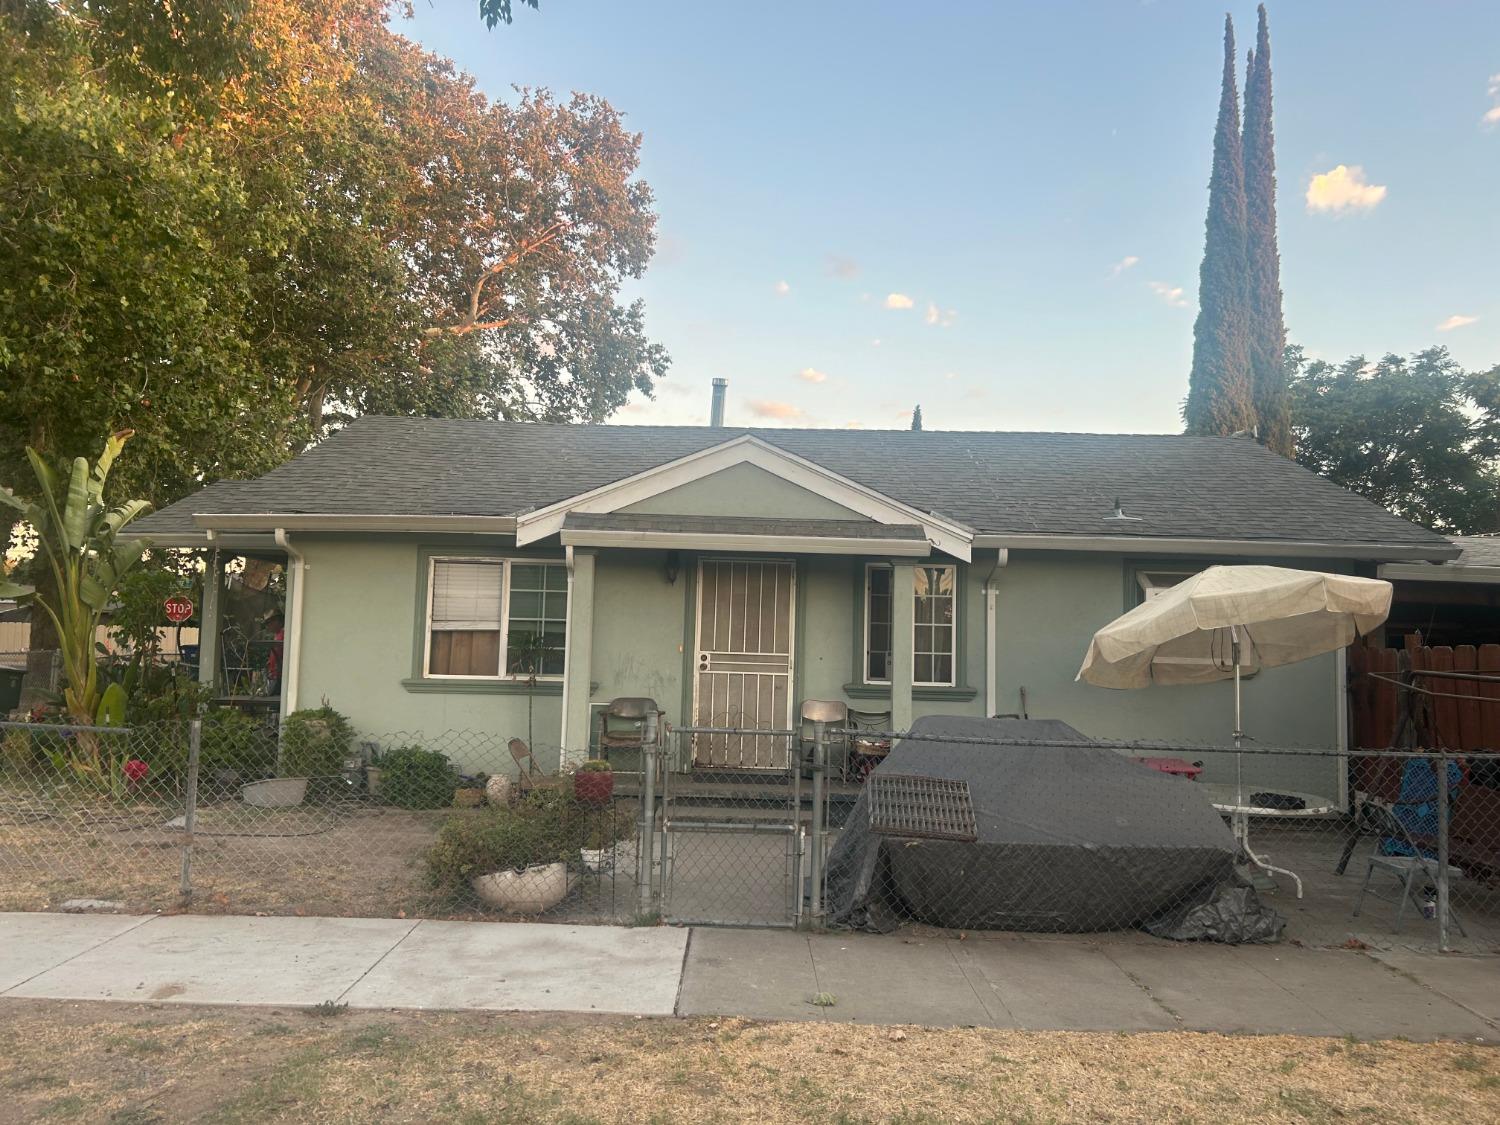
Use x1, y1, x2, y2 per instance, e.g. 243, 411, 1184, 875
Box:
1445, 537, 1500, 568
132, 416, 1452, 555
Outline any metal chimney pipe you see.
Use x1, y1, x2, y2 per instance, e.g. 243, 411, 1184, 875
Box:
709, 378, 727, 427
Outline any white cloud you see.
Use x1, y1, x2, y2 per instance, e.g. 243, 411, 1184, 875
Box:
1437, 314, 1479, 332
796, 367, 828, 383
1305, 164, 1387, 213
773, 280, 790, 296
870, 338, 882, 347
1147, 280, 1188, 308
924, 301, 958, 328
1109, 255, 1140, 279
1484, 105, 1500, 126
746, 399, 804, 420
884, 293, 914, 310
1485, 75, 1500, 127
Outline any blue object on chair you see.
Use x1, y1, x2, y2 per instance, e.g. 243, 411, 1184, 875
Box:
1381, 758, 1462, 859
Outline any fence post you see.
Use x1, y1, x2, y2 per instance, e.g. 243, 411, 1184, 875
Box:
637, 726, 657, 919
1436, 750, 1450, 952
808, 721, 826, 929
178, 718, 201, 901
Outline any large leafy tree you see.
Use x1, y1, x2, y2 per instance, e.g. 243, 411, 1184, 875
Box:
1184, 15, 1254, 438
1243, 4, 1291, 457
2, 0, 667, 512
1288, 345, 1500, 534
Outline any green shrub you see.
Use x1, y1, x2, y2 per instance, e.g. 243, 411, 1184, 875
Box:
280, 705, 354, 778
424, 789, 590, 894
199, 709, 275, 780
381, 745, 458, 810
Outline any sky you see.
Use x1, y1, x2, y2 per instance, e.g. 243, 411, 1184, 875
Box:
401, 0, 1500, 433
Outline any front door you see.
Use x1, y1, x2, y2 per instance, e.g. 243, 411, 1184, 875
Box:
692, 558, 795, 768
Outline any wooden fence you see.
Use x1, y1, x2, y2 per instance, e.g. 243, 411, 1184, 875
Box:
1349, 633, 1500, 753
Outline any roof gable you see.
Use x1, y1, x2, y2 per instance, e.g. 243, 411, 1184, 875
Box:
515, 434, 973, 560
618, 462, 866, 520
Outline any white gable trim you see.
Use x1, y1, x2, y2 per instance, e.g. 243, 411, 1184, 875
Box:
516, 434, 973, 560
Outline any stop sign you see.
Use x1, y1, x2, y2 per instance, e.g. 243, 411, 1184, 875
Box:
164, 595, 194, 624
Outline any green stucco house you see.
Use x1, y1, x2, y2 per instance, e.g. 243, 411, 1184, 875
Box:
134, 409, 1455, 800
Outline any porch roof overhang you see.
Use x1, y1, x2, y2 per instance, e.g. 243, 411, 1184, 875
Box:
516, 433, 974, 561
558, 513, 934, 557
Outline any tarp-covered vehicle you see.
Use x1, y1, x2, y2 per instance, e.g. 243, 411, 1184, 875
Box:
824, 716, 1283, 942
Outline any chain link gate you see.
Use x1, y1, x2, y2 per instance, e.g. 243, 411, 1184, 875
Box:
647, 724, 840, 927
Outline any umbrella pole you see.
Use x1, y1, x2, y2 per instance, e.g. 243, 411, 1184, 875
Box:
1232, 626, 1244, 809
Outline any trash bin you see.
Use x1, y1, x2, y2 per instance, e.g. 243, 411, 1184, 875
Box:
0, 666, 25, 714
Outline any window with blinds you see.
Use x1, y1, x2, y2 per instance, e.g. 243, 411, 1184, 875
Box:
424, 558, 568, 679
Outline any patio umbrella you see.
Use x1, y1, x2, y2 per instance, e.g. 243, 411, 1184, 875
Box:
1077, 564, 1392, 889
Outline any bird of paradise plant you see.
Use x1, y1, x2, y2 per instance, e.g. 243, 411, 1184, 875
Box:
0, 432, 152, 783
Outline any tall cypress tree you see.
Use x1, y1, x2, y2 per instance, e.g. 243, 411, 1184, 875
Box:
1243, 4, 1291, 455
1183, 14, 1255, 437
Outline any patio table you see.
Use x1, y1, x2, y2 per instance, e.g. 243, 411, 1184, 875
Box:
1197, 784, 1339, 899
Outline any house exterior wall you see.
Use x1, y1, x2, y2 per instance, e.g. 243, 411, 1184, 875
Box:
291, 535, 1349, 793
292, 536, 565, 769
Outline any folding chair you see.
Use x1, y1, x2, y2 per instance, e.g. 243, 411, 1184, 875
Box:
509, 738, 538, 795
1351, 800, 1467, 935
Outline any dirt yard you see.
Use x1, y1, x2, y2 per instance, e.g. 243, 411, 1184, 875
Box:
0, 1000, 1495, 1124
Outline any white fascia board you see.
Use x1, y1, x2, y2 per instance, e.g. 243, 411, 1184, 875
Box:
972, 533, 1458, 563
559, 528, 934, 557
138, 531, 282, 551
1379, 562, 1500, 585
194, 513, 518, 534
517, 434, 973, 560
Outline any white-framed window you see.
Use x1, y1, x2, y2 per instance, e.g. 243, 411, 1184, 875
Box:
1135, 569, 1196, 604
423, 557, 567, 679
864, 563, 957, 687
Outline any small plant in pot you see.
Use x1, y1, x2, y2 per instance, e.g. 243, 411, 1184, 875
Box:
580, 808, 633, 874
425, 789, 584, 913
573, 758, 614, 807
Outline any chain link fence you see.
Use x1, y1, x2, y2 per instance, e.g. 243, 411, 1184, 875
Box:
2, 716, 1497, 953
0, 720, 643, 922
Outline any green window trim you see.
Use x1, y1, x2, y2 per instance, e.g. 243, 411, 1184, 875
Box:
410, 545, 569, 686
849, 558, 974, 697
401, 678, 564, 696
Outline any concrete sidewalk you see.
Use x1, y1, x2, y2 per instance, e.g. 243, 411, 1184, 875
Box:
2, 913, 1496, 1041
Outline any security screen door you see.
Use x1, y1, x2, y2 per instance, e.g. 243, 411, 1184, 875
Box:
692, 559, 795, 768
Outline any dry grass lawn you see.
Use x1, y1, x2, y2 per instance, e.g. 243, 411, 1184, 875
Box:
0, 1000, 1496, 1124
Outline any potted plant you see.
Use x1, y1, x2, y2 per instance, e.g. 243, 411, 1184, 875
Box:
580, 810, 632, 874
425, 790, 582, 914
573, 758, 614, 807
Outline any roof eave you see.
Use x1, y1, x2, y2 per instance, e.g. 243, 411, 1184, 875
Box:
559, 527, 934, 557
193, 513, 519, 534
972, 533, 1458, 563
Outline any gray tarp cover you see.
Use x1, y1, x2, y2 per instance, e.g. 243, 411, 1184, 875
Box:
825, 716, 1284, 941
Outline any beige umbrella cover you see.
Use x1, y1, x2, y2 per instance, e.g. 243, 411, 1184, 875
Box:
1077, 565, 1392, 689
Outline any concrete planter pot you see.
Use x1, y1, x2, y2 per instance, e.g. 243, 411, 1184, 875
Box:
471, 862, 572, 914
241, 777, 309, 808
484, 775, 512, 806
580, 847, 611, 874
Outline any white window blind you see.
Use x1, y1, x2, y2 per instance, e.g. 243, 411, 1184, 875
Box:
430, 560, 503, 630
